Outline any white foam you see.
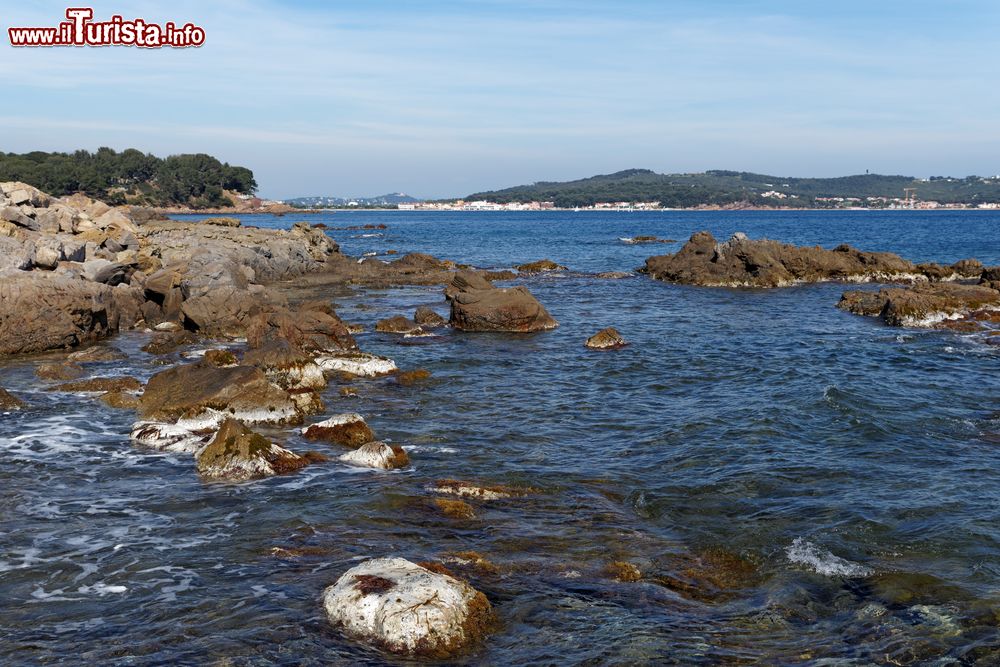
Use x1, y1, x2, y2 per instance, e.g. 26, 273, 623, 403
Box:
786, 537, 873, 577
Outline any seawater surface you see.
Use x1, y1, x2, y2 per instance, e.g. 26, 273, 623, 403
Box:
2, 210, 1000, 665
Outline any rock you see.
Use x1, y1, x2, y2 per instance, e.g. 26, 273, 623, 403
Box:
585, 327, 627, 349
301, 413, 375, 447
52, 376, 142, 393
446, 271, 558, 332
516, 259, 567, 274
203, 349, 239, 367
619, 235, 674, 244
315, 352, 397, 377
0, 273, 141, 356
0, 236, 35, 271
396, 369, 432, 386
100, 391, 142, 410
1, 205, 38, 230
201, 217, 241, 227
375, 315, 423, 335
0, 387, 25, 410
604, 561, 642, 583
414, 306, 447, 328
130, 413, 220, 453
140, 362, 300, 424
431, 479, 534, 500
81, 259, 127, 285
35, 362, 84, 381
839, 283, 1000, 327
434, 498, 476, 520
242, 340, 326, 415
246, 306, 356, 353
643, 231, 928, 288
66, 346, 127, 363
176, 253, 262, 334
323, 557, 494, 658
33, 243, 61, 270
195, 418, 308, 481
596, 271, 632, 279
141, 331, 200, 355
339, 442, 409, 469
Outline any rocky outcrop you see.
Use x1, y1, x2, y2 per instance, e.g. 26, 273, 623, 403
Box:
301, 413, 375, 447
414, 306, 447, 328
246, 304, 356, 354
0, 387, 25, 410
585, 327, 627, 349
242, 340, 326, 415
643, 231, 983, 288
516, 259, 567, 274
140, 362, 299, 424
339, 442, 410, 469
323, 558, 494, 658
195, 418, 308, 481
838, 283, 1000, 327
445, 271, 558, 332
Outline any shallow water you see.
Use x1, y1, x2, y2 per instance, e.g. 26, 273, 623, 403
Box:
2, 210, 1000, 665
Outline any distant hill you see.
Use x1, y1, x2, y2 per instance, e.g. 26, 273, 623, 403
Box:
0, 148, 256, 209
285, 193, 420, 208
467, 169, 1000, 208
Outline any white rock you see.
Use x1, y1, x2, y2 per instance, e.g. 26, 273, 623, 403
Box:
339, 442, 409, 469
315, 353, 397, 377
323, 557, 493, 657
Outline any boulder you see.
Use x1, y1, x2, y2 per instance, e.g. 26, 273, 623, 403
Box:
643, 232, 927, 288
246, 306, 356, 353
243, 340, 326, 415
446, 271, 558, 332
81, 259, 127, 285
301, 413, 375, 447
0, 235, 35, 271
339, 442, 409, 469
414, 306, 447, 328
323, 557, 494, 658
375, 315, 422, 335
195, 418, 308, 481
140, 362, 300, 424
0, 387, 25, 410
585, 327, 628, 349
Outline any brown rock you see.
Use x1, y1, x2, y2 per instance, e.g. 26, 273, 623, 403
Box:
604, 561, 642, 582
67, 346, 127, 363
52, 376, 142, 393
434, 498, 476, 520
446, 271, 558, 333
839, 283, 1000, 327
36, 362, 84, 381
413, 306, 447, 328
395, 368, 432, 385
246, 305, 356, 353
301, 413, 375, 448
141, 331, 200, 355
375, 315, 422, 335
585, 327, 627, 349
0, 387, 25, 410
516, 259, 567, 274
196, 418, 308, 481
203, 349, 239, 367
100, 391, 142, 410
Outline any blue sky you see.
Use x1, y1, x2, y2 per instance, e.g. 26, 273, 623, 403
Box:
2, 0, 999, 199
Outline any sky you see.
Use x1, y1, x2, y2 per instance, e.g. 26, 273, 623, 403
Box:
2, 0, 999, 199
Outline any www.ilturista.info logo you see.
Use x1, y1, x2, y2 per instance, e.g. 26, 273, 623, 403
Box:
8, 8, 205, 48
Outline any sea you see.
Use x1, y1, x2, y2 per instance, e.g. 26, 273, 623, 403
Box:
2, 209, 1000, 664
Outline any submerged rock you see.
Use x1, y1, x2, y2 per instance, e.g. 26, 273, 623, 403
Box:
67, 346, 127, 363
375, 315, 423, 335
323, 557, 495, 658
195, 418, 307, 481
446, 271, 558, 332
839, 283, 1000, 327
585, 327, 628, 349
642, 231, 968, 288
604, 561, 642, 583
431, 479, 534, 500
35, 362, 84, 381
52, 376, 143, 393
301, 413, 375, 447
434, 498, 476, 520
140, 362, 299, 424
395, 368, 432, 386
339, 442, 409, 469
0, 387, 25, 410
516, 259, 567, 274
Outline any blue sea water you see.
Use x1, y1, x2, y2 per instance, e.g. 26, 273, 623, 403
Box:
1, 210, 999, 665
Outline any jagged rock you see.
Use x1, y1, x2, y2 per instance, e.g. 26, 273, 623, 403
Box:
339, 442, 409, 469
446, 271, 558, 332
516, 259, 567, 274
81, 259, 127, 285
52, 376, 142, 393
414, 306, 447, 328
375, 315, 422, 335
140, 362, 300, 424
644, 231, 934, 288
301, 413, 375, 447
839, 283, 1000, 327
1, 205, 39, 230
585, 327, 627, 349
323, 558, 494, 658
0, 387, 25, 410
195, 418, 308, 481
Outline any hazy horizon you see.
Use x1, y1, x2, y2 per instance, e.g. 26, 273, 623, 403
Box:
3, 0, 999, 199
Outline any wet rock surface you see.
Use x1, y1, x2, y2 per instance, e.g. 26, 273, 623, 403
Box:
338, 442, 410, 469
445, 271, 559, 332
585, 327, 628, 349
516, 259, 567, 274
195, 418, 308, 481
643, 231, 983, 288
301, 413, 375, 447
0, 386, 25, 410
839, 283, 1000, 327
323, 557, 494, 658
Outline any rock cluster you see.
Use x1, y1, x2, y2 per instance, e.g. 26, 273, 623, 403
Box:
643, 231, 983, 288
445, 271, 558, 332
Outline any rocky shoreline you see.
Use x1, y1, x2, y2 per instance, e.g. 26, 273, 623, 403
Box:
3, 185, 999, 658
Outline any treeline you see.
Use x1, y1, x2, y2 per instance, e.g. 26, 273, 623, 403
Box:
468, 168, 1000, 207
0, 148, 257, 208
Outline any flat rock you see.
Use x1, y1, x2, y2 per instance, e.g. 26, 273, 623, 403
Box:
52, 376, 143, 393
323, 557, 494, 658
